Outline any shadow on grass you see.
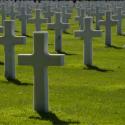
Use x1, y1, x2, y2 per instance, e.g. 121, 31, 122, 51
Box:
106, 45, 123, 49
48, 28, 54, 31
48, 43, 54, 46
6, 78, 33, 86
84, 65, 114, 72
15, 30, 20, 33
63, 31, 71, 35
0, 61, 4, 65
118, 33, 125, 36
23, 33, 33, 38
56, 50, 77, 56
29, 112, 80, 125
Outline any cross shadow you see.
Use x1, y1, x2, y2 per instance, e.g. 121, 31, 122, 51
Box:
56, 50, 77, 56
48, 43, 54, 45
6, 78, 33, 86
0, 61, 4, 65
15, 30, 20, 33
106, 45, 123, 49
48, 28, 54, 31
29, 112, 80, 125
23, 33, 33, 38
118, 33, 125, 36
63, 31, 71, 35
84, 65, 114, 72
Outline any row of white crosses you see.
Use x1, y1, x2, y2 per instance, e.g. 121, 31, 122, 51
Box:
16, 7, 31, 35
75, 8, 85, 30
0, 2, 124, 36
113, 7, 125, 35
0, 20, 64, 113
95, 6, 104, 30
0, 3, 123, 71
0, 1, 124, 114
43, 5, 54, 23
0, 3, 71, 35
1, 4, 6, 25
0, 17, 102, 113
62, 6, 71, 24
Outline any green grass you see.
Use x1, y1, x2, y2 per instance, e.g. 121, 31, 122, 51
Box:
0, 10, 125, 125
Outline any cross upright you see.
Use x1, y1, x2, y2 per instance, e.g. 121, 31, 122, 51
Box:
95, 7, 104, 30
62, 6, 71, 23
10, 4, 16, 20
17, 7, 31, 35
28, 9, 48, 31
75, 17, 102, 66
18, 31, 64, 113
75, 8, 86, 30
48, 12, 69, 52
76, 7, 81, 17
43, 6, 54, 23
1, 4, 6, 25
114, 7, 125, 35
99, 11, 118, 46
0, 20, 26, 79
26, 3, 32, 16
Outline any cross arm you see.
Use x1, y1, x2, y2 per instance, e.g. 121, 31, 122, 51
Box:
121, 12, 125, 18
47, 54, 64, 66
27, 14, 32, 20
28, 18, 35, 23
112, 15, 117, 20
14, 36, 26, 45
0, 26, 3, 33
64, 13, 71, 19
111, 20, 118, 25
92, 30, 102, 37
18, 54, 34, 66
44, 12, 53, 17
16, 14, 21, 20
0, 37, 5, 44
40, 18, 48, 23
100, 12, 104, 17
122, 14, 125, 18
74, 30, 84, 38
75, 16, 80, 22
62, 23, 69, 30
98, 20, 105, 26
47, 23, 55, 30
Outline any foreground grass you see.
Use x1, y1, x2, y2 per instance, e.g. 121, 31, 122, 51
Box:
0, 10, 125, 125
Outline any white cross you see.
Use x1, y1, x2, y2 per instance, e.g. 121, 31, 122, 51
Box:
95, 7, 104, 30
28, 9, 48, 31
75, 8, 86, 30
10, 4, 16, 20
48, 12, 69, 52
1, 4, 6, 25
114, 7, 125, 35
17, 7, 31, 35
0, 20, 26, 79
18, 31, 64, 113
75, 17, 102, 66
43, 6, 54, 23
62, 6, 71, 23
99, 11, 118, 46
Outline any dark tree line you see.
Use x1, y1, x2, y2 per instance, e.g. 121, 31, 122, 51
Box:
12, 0, 124, 2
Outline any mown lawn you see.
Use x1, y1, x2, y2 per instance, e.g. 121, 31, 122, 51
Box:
0, 9, 125, 125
